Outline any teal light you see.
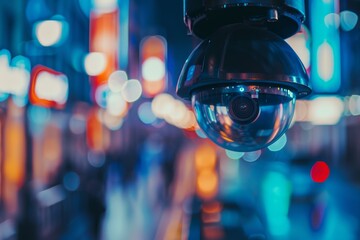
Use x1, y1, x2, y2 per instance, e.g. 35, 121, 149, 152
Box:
262, 171, 292, 237
340, 11, 358, 31
0, 93, 9, 102
138, 102, 157, 125
268, 134, 287, 152
225, 149, 244, 160
310, 0, 341, 93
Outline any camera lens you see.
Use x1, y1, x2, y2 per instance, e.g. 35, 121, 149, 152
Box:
229, 95, 259, 124
192, 85, 296, 151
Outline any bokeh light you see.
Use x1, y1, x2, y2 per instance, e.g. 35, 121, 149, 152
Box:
151, 93, 174, 119
28, 105, 51, 128
317, 41, 334, 81
87, 151, 106, 168
84, 52, 107, 76
35, 20, 67, 47
95, 84, 109, 108
340, 10, 358, 31
26, 0, 50, 22
225, 150, 244, 160
262, 171, 291, 237
324, 13, 340, 28
195, 143, 218, 199
151, 93, 195, 129
138, 102, 157, 125
103, 111, 124, 130
310, 161, 330, 183
243, 150, 262, 162
294, 100, 308, 122
308, 96, 344, 125
63, 172, 80, 191
197, 169, 218, 196
348, 95, 360, 116
0, 53, 30, 97
108, 70, 127, 93
195, 144, 217, 170
268, 134, 287, 152
34, 71, 68, 104
141, 57, 165, 82
106, 92, 127, 116
93, 0, 118, 13
121, 79, 142, 103
285, 25, 311, 70
195, 128, 207, 139
69, 114, 87, 135
164, 100, 189, 127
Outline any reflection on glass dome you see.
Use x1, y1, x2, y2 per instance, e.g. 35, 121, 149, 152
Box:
192, 85, 295, 151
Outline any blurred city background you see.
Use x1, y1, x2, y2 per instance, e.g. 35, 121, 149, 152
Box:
0, 0, 360, 239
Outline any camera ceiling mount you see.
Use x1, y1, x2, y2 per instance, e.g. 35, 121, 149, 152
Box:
184, 0, 305, 39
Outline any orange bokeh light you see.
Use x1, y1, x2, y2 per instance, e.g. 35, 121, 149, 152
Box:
86, 108, 110, 151
140, 36, 167, 97
142, 80, 165, 97
195, 143, 217, 171
196, 169, 218, 198
90, 10, 119, 99
202, 201, 222, 214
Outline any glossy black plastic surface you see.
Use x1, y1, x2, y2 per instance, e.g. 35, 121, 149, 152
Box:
184, 0, 305, 39
176, 24, 311, 100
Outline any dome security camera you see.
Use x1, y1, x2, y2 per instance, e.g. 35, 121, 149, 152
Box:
176, 0, 312, 152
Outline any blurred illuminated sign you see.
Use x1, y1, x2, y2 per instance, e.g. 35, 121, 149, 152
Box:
0, 49, 30, 99
195, 143, 218, 199
86, 108, 110, 151
310, 0, 341, 93
30, 65, 68, 109
140, 36, 167, 97
89, 9, 119, 101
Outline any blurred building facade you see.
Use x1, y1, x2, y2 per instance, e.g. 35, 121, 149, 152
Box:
0, 0, 360, 240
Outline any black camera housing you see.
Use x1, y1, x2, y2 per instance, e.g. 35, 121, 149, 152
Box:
184, 0, 305, 39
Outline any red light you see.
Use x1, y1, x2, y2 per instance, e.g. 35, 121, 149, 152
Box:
89, 10, 119, 101
310, 161, 330, 183
30, 65, 68, 109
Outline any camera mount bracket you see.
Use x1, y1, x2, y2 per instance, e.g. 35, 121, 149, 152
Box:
184, 0, 305, 39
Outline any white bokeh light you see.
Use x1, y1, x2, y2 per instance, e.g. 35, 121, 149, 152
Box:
107, 92, 127, 116
286, 28, 311, 70
103, 112, 124, 130
84, 52, 107, 76
93, 0, 118, 12
35, 72, 68, 104
108, 70, 127, 93
0, 54, 30, 97
141, 57, 165, 82
151, 93, 174, 118
308, 96, 344, 125
35, 20, 64, 47
121, 79, 142, 103
317, 42, 334, 81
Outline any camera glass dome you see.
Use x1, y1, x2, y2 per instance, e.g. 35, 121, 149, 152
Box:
192, 85, 295, 151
